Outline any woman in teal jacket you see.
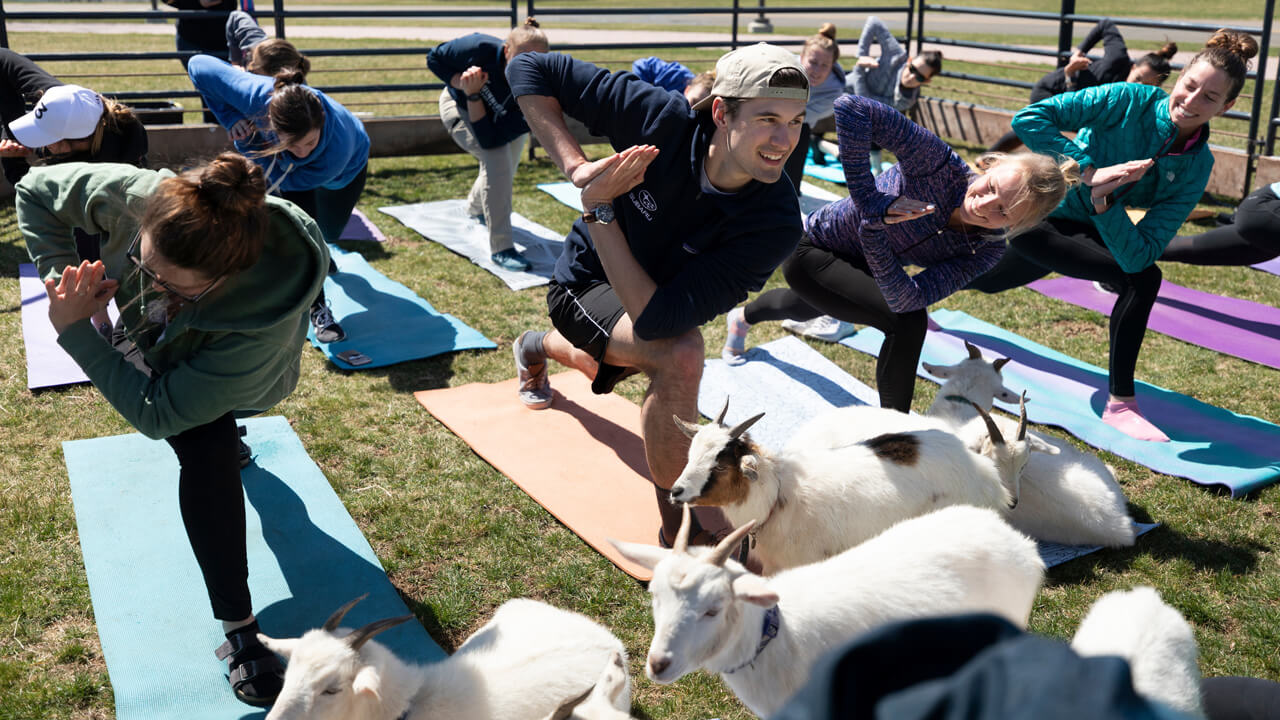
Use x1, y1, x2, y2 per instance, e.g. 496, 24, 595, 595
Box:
968, 30, 1257, 442
18, 153, 329, 707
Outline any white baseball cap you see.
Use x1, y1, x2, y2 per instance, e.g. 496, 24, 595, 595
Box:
690, 43, 809, 112
10, 85, 104, 149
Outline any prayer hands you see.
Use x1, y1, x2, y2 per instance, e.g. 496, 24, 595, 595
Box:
580, 145, 659, 208
0, 138, 29, 157
456, 66, 489, 95
1088, 159, 1153, 196
45, 260, 118, 335
883, 195, 936, 225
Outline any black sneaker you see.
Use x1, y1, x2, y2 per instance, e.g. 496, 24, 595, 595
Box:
237, 425, 252, 468
311, 303, 346, 343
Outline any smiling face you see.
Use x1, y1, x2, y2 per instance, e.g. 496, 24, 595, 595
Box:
900, 57, 934, 89
955, 165, 1032, 231
800, 46, 835, 88
1168, 60, 1236, 130
710, 96, 806, 190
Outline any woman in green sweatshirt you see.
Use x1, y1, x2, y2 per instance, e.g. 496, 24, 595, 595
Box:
17, 152, 328, 707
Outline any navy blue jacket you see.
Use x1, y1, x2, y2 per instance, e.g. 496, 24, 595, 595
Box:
506, 51, 803, 340
427, 34, 529, 149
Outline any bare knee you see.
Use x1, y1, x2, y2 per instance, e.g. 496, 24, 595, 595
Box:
652, 330, 705, 388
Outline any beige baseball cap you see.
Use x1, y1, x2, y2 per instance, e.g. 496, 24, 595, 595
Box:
10, 85, 103, 149
690, 43, 809, 112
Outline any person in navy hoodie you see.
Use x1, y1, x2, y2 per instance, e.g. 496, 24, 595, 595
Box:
507, 43, 808, 549
188, 54, 370, 343
427, 19, 549, 272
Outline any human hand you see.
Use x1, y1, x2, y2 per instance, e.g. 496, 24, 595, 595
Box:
580, 145, 659, 207
883, 195, 936, 225
228, 119, 255, 142
455, 66, 489, 95
1064, 53, 1091, 76
1088, 159, 1153, 195
0, 138, 28, 157
45, 260, 118, 335
856, 56, 879, 69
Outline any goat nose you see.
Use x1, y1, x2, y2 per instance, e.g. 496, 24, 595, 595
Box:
648, 655, 671, 676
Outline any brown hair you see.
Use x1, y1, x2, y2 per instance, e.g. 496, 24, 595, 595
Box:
140, 152, 268, 277
975, 152, 1082, 237
1134, 41, 1178, 83
1187, 29, 1258, 102
803, 22, 840, 63
263, 70, 325, 153
720, 67, 809, 118
919, 50, 943, 75
247, 39, 310, 80
89, 95, 141, 156
507, 17, 549, 53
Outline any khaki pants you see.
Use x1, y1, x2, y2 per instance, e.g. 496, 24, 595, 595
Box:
439, 90, 527, 255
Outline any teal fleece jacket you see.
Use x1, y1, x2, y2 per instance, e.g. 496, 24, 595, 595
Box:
18, 162, 329, 439
1012, 82, 1214, 274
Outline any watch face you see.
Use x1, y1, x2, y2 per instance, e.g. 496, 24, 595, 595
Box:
594, 203, 615, 224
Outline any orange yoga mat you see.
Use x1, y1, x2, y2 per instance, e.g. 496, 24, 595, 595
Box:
415, 372, 660, 580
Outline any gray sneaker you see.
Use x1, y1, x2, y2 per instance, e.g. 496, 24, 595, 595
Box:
513, 332, 552, 409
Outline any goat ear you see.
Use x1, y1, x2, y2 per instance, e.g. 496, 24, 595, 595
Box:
352, 665, 382, 701
607, 538, 669, 570
257, 634, 296, 660
1028, 436, 1059, 455
732, 575, 780, 607
740, 455, 758, 483
921, 361, 953, 379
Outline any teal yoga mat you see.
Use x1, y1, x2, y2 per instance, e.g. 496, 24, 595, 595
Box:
842, 309, 1280, 497
66, 415, 446, 720
698, 336, 1157, 567
309, 245, 495, 369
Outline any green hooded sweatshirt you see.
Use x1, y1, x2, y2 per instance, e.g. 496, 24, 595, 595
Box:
1012, 82, 1214, 274
18, 162, 328, 439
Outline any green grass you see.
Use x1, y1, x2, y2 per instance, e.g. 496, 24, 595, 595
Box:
1, 139, 1280, 719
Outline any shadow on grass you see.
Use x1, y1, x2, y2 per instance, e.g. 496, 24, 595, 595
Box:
1047, 524, 1264, 584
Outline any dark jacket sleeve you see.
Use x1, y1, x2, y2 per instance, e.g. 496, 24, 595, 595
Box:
506, 51, 690, 151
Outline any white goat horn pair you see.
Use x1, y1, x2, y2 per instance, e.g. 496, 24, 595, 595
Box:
966, 393, 1030, 446
322, 594, 416, 651
717, 397, 765, 439
672, 504, 755, 567
964, 340, 1012, 373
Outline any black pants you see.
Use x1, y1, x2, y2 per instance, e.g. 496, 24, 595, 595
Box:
742, 238, 927, 412
782, 122, 811, 197
1162, 186, 1280, 266
282, 162, 369, 306
966, 217, 1161, 397
1202, 676, 1280, 720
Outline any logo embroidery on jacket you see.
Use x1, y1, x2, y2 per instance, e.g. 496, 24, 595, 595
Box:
629, 189, 658, 221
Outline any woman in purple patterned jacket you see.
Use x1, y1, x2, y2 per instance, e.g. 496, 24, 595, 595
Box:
724, 94, 1079, 412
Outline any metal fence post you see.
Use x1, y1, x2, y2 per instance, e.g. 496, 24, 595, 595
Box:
731, 0, 740, 49
906, 0, 915, 55
0, 0, 9, 50
526, 0, 533, 27
1056, 0, 1074, 67
1244, 0, 1275, 192
915, 0, 925, 56
513, 0, 520, 29
273, 0, 285, 39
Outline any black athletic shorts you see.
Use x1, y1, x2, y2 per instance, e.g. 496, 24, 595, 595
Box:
546, 280, 633, 394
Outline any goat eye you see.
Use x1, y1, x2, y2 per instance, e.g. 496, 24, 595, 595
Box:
704, 608, 720, 618
322, 687, 343, 696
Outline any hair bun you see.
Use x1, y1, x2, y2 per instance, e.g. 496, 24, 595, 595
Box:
524, 16, 540, 28
273, 67, 307, 91
198, 151, 266, 213
1207, 29, 1259, 61
818, 22, 837, 39
1156, 41, 1178, 59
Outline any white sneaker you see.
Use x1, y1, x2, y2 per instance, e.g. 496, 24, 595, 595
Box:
781, 315, 856, 342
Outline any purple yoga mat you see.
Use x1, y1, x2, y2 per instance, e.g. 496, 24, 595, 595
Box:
1252, 257, 1280, 275
340, 208, 386, 243
1029, 276, 1280, 370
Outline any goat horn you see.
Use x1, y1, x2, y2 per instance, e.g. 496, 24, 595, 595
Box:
347, 614, 415, 651
323, 593, 368, 632
968, 400, 1005, 445
728, 412, 765, 440
1017, 391, 1028, 441
707, 520, 756, 567
673, 503, 692, 554
964, 340, 982, 360
672, 414, 701, 439
548, 684, 596, 720
715, 397, 730, 426
992, 357, 1011, 373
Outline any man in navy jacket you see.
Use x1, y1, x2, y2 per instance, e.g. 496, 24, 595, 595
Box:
508, 43, 808, 545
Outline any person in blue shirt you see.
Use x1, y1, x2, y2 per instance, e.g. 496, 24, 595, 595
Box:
631, 56, 716, 106
188, 55, 370, 343
427, 19, 549, 272
507, 43, 808, 550
967, 30, 1257, 442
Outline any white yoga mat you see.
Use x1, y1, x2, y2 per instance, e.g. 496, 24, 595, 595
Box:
538, 180, 842, 219
379, 199, 563, 291
19, 263, 118, 390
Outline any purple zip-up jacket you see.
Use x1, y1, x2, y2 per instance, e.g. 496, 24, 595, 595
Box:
805, 95, 1005, 313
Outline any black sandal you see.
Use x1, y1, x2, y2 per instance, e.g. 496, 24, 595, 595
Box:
214, 622, 284, 707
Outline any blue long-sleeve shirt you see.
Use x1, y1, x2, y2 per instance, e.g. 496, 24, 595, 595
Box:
805, 95, 1005, 313
630, 56, 695, 94
187, 54, 369, 192
506, 51, 803, 340
427, 33, 530, 149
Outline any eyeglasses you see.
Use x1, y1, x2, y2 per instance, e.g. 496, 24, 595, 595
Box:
126, 232, 220, 304
908, 64, 930, 84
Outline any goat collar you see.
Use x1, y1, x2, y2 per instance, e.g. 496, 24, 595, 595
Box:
942, 394, 973, 404
722, 605, 780, 674
749, 484, 785, 549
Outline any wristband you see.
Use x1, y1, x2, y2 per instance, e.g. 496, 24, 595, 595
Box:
466, 93, 483, 102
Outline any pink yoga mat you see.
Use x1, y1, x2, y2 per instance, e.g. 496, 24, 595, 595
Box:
1029, 277, 1280, 370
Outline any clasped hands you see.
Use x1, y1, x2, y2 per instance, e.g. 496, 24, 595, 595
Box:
45, 260, 118, 335
574, 144, 660, 209
1084, 159, 1154, 214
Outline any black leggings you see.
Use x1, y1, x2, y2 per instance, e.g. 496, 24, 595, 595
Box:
1202, 676, 1280, 720
966, 217, 1161, 397
1162, 186, 1280, 266
742, 238, 927, 412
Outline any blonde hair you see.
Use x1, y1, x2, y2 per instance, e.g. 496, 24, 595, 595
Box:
507, 17, 549, 53
975, 152, 1082, 237
803, 23, 839, 63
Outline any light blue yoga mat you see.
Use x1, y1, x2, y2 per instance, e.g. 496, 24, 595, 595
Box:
309, 245, 495, 369
66, 415, 445, 720
698, 336, 1157, 567
842, 309, 1280, 497
538, 180, 842, 218
802, 150, 846, 184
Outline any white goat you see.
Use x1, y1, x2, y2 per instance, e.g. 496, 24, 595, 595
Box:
260, 596, 630, 720
670, 399, 1027, 575
611, 503, 1045, 719
540, 651, 635, 720
923, 341, 1137, 548
1072, 587, 1204, 718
